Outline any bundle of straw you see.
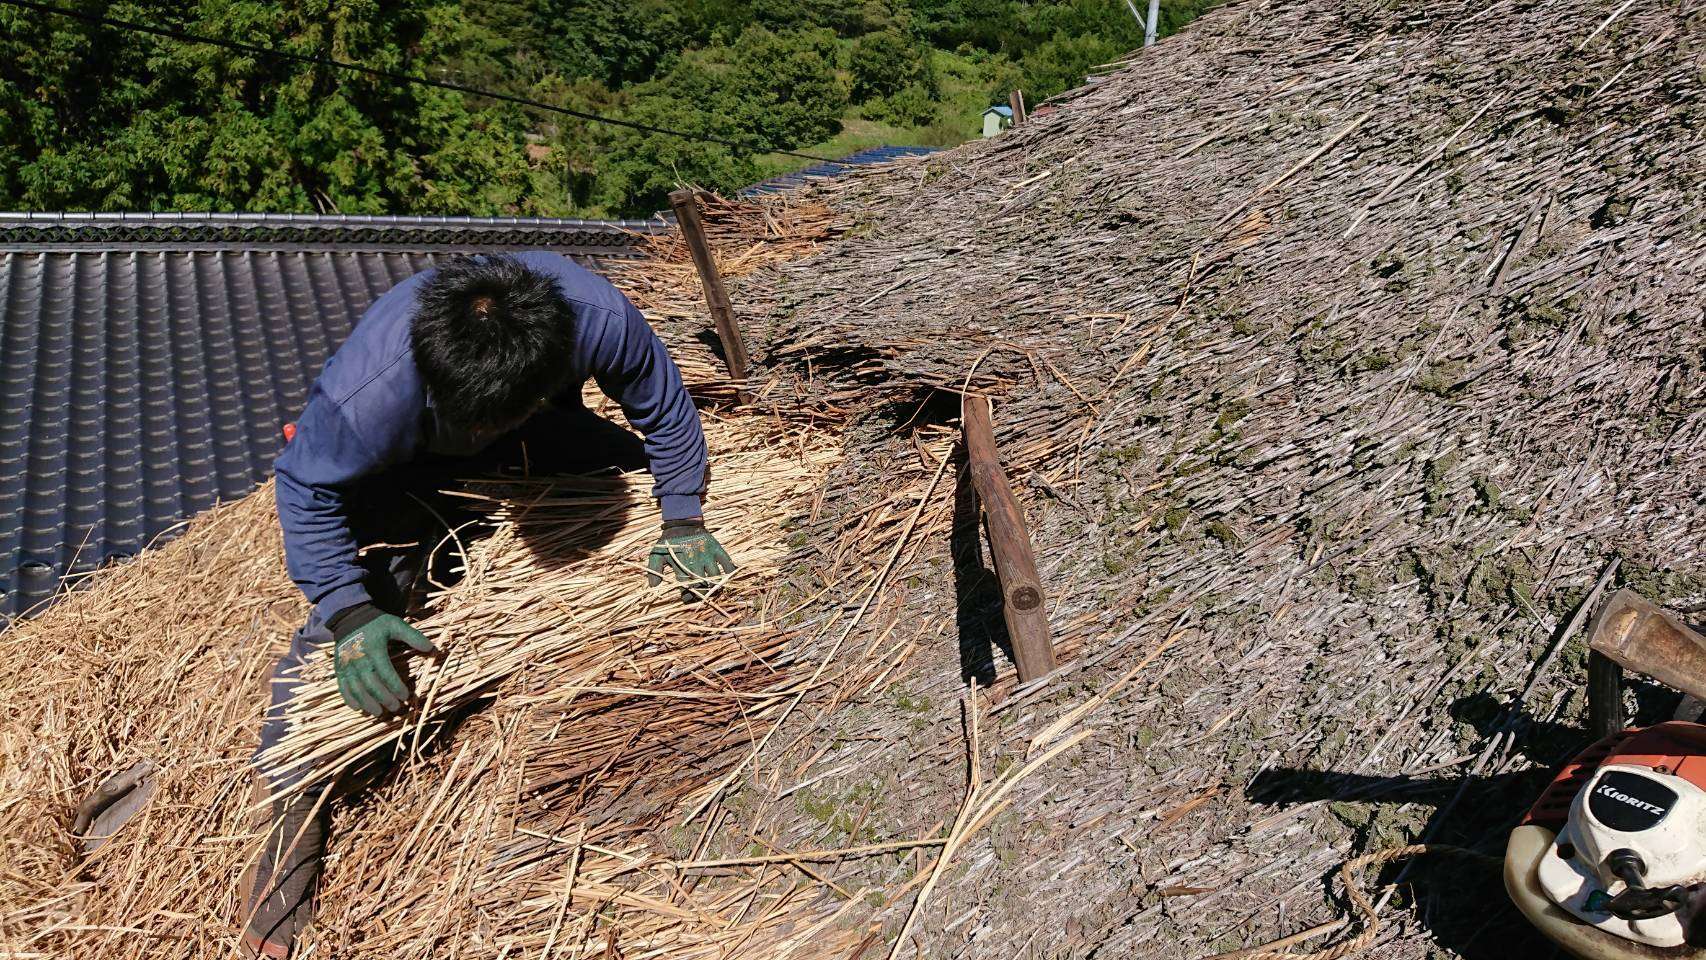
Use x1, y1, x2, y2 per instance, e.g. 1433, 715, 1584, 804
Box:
303, 703, 869, 960
0, 414, 857, 960
262, 407, 839, 799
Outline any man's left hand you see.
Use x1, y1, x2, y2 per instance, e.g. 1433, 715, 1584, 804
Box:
647, 520, 736, 599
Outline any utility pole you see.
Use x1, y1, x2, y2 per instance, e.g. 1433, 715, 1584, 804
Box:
1125, 0, 1160, 46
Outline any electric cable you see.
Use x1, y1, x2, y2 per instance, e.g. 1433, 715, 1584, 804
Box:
0, 0, 840, 163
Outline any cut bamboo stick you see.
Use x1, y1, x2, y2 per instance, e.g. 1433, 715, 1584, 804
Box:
962, 395, 1058, 681
669, 188, 751, 385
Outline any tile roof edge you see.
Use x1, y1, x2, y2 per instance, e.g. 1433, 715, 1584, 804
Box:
0, 212, 669, 249
0, 211, 667, 230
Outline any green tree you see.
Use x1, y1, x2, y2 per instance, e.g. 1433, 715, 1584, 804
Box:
910, 0, 1019, 53
1024, 0, 1144, 50
590, 48, 755, 213
588, 26, 846, 214
749, 0, 863, 32
726, 26, 846, 151
0, 0, 535, 213
849, 30, 936, 102
1018, 31, 1125, 100
529, 76, 627, 211
0, 0, 1226, 216
525, 0, 687, 88
865, 84, 939, 126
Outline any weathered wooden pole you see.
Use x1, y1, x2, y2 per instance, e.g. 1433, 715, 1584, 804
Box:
962, 394, 1057, 681
667, 188, 750, 384
1144, 0, 1161, 46
1007, 89, 1028, 126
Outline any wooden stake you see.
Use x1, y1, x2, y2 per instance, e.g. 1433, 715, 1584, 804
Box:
668, 188, 750, 384
961, 395, 1057, 681
1007, 89, 1028, 126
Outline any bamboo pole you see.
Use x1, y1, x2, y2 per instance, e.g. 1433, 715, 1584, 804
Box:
668, 188, 750, 384
961, 395, 1056, 681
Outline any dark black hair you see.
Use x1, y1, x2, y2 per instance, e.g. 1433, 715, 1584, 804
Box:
411, 255, 574, 432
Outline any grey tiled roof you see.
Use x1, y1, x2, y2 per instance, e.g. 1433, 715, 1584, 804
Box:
0, 214, 659, 619
0, 210, 663, 251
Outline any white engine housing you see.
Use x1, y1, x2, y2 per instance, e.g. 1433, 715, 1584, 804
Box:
1537, 763, 1706, 947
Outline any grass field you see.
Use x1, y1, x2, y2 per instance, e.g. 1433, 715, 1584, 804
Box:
754, 46, 1024, 178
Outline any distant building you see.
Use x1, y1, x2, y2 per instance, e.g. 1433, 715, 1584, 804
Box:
982, 105, 1014, 138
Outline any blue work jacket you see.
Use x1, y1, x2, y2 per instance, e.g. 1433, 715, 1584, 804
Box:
274, 251, 708, 621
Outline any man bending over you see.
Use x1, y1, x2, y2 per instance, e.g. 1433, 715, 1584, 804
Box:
240, 252, 734, 958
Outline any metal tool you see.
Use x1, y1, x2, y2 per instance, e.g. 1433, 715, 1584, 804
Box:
70, 759, 158, 857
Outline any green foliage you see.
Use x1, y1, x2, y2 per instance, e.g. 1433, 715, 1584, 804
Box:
1, 0, 534, 213
864, 85, 941, 126
850, 30, 936, 102
590, 52, 761, 214
849, 28, 941, 126
587, 26, 845, 212
525, 0, 687, 88
2, 0, 1221, 216
1018, 31, 1127, 100
911, 0, 1023, 52
726, 26, 847, 150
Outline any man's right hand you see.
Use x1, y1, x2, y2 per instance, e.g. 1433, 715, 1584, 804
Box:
647, 520, 737, 600
327, 603, 438, 716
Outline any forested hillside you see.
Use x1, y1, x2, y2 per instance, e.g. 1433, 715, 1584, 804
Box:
0, 0, 1216, 217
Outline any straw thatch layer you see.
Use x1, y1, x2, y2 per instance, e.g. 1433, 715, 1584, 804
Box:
708, 0, 1705, 956
0, 417, 861, 959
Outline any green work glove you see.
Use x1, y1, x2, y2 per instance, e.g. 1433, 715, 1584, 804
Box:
327, 603, 438, 717
646, 520, 737, 599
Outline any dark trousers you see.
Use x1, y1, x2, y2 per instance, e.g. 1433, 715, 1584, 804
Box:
254, 406, 646, 791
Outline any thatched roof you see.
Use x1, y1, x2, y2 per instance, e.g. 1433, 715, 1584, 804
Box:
4, 0, 1704, 958
0, 201, 868, 959
728, 0, 1704, 954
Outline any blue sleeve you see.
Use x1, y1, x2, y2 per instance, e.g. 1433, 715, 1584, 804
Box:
274, 386, 395, 620
590, 302, 709, 521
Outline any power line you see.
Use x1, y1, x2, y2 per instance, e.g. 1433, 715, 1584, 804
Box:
0, 0, 840, 163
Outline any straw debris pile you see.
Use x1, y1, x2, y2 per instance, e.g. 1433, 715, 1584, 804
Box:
0, 198, 872, 959
260, 424, 836, 798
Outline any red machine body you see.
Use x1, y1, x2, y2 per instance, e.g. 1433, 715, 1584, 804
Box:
1525, 723, 1706, 830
